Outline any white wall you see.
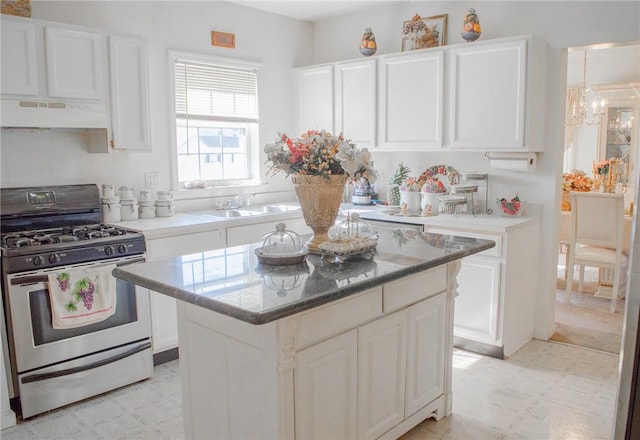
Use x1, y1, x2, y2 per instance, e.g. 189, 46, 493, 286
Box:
0, 0, 313, 208
310, 1, 640, 341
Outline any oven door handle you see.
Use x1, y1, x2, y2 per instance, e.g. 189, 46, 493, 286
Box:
10, 275, 48, 285
20, 340, 152, 384
10, 257, 145, 286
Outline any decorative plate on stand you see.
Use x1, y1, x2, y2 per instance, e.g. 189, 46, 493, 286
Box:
419, 165, 459, 190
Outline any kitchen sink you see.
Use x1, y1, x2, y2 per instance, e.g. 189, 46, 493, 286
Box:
193, 204, 300, 218
199, 209, 261, 218
254, 205, 301, 214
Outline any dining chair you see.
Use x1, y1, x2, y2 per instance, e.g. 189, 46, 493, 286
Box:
565, 191, 626, 313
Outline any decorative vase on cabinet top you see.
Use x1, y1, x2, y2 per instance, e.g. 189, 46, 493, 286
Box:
360, 27, 377, 56
461, 8, 481, 42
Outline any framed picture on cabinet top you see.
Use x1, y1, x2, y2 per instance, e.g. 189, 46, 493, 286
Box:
401, 13, 448, 51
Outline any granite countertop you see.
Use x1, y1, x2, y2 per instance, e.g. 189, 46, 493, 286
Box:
113, 225, 495, 325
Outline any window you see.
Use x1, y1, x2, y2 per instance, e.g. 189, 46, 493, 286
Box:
172, 54, 260, 186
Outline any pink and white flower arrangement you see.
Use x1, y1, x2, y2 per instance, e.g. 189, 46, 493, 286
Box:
264, 129, 377, 183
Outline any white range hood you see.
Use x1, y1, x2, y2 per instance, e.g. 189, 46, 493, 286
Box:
0, 99, 110, 129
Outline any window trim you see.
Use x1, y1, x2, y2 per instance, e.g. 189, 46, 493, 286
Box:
168, 50, 262, 191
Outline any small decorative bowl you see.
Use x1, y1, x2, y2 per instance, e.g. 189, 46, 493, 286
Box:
496, 199, 525, 217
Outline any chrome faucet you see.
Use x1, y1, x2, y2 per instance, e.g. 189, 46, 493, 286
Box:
220, 193, 256, 209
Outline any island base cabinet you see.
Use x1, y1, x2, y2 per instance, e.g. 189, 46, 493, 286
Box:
358, 311, 408, 439
295, 330, 358, 439
175, 263, 458, 440
406, 293, 447, 416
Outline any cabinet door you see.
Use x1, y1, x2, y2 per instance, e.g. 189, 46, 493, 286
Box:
379, 50, 444, 150
297, 65, 334, 133
148, 291, 178, 353
295, 330, 358, 440
44, 27, 104, 100
358, 310, 407, 439
405, 293, 446, 416
335, 59, 376, 148
454, 256, 502, 345
109, 35, 151, 151
449, 40, 527, 149
1, 18, 38, 97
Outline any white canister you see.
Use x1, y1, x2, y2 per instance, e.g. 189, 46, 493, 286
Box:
139, 189, 154, 202
139, 200, 156, 218
155, 200, 174, 217
102, 184, 116, 198
101, 197, 121, 223
420, 192, 447, 215
120, 198, 139, 221
156, 190, 172, 202
399, 190, 421, 212
119, 186, 134, 200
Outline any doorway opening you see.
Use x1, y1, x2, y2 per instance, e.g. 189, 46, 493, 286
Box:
551, 42, 640, 354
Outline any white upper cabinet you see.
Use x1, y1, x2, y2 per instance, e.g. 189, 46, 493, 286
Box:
335, 59, 376, 148
296, 35, 547, 152
449, 40, 526, 150
296, 64, 334, 133
1, 19, 38, 97
379, 50, 444, 150
44, 27, 105, 101
448, 37, 546, 151
108, 34, 151, 151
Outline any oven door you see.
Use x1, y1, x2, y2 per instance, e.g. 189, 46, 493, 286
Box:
5, 255, 151, 374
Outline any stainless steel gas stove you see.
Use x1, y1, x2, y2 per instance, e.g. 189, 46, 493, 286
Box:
0, 184, 152, 419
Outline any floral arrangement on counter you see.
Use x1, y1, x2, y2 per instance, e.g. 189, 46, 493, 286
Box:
421, 177, 447, 193
264, 129, 377, 184
400, 176, 425, 192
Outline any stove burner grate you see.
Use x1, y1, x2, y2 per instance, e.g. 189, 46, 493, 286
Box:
1, 224, 139, 250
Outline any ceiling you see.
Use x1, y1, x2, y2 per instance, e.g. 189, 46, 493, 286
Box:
226, 0, 405, 22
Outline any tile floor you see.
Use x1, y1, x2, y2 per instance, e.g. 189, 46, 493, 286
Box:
2, 339, 619, 440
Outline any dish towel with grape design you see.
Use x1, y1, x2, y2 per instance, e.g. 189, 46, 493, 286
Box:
47, 264, 117, 329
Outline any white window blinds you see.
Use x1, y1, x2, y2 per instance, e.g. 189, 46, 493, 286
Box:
174, 60, 258, 123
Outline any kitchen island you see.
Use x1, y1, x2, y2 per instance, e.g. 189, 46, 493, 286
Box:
113, 226, 494, 439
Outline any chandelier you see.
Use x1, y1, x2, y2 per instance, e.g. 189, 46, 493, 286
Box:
565, 50, 606, 126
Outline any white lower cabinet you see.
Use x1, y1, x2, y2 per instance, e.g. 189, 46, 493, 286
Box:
358, 310, 407, 439
177, 263, 456, 439
427, 221, 539, 358
294, 287, 447, 439
454, 256, 502, 345
406, 293, 446, 415
295, 330, 358, 440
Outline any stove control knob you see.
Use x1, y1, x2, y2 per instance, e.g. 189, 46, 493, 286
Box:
33, 255, 45, 266
105, 245, 115, 256
118, 244, 128, 254
49, 253, 61, 264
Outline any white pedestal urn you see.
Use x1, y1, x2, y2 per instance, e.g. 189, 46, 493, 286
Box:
292, 174, 347, 254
